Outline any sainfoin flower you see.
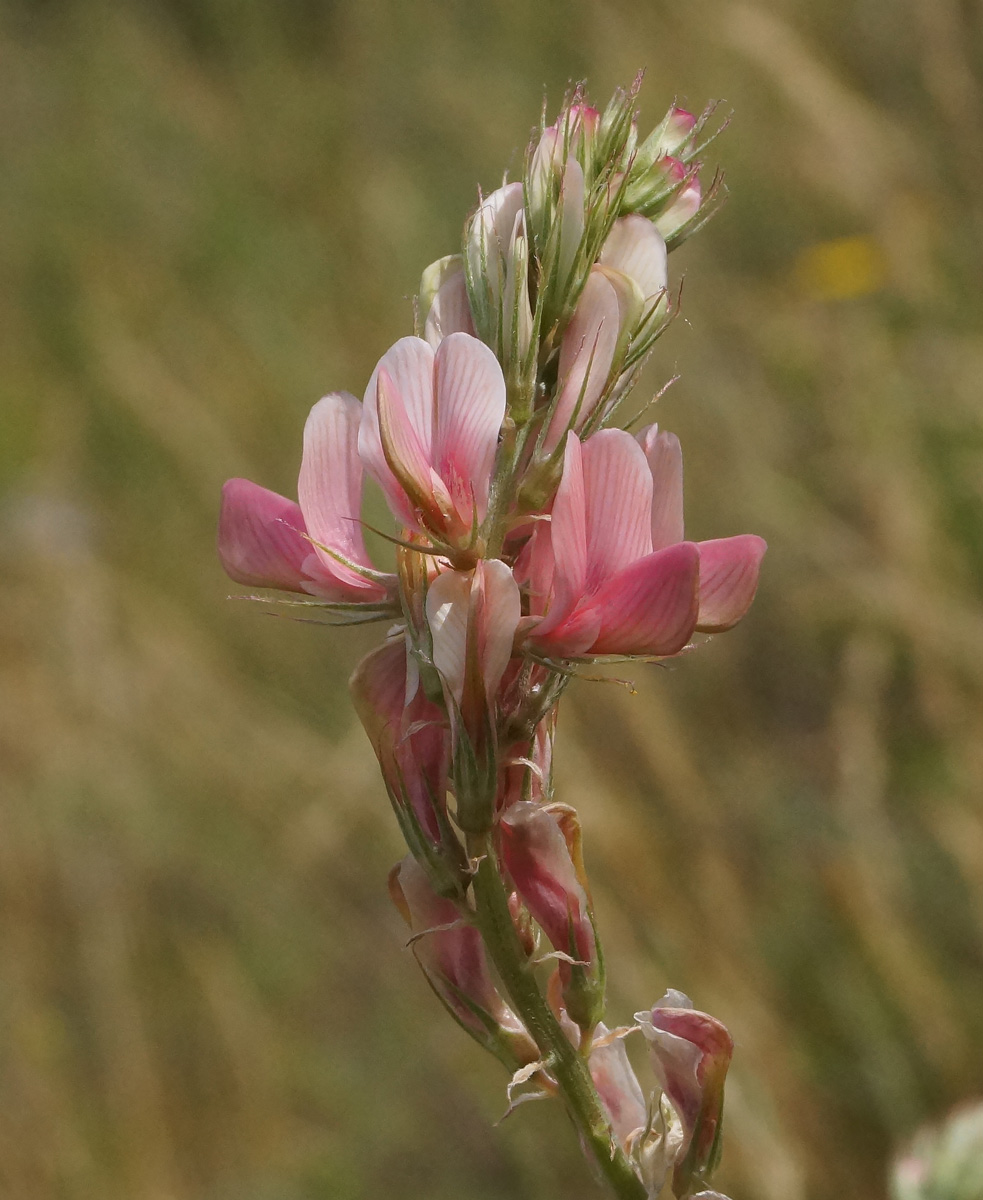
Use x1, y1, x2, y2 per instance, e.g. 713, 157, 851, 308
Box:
523, 428, 766, 659
218, 391, 389, 603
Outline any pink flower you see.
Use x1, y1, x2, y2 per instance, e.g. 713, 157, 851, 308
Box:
639, 424, 767, 633
349, 639, 449, 851
218, 391, 388, 602
358, 333, 507, 545
524, 428, 766, 658
419, 255, 476, 348
524, 430, 702, 658
636, 990, 733, 1192
654, 157, 702, 240
390, 855, 538, 1065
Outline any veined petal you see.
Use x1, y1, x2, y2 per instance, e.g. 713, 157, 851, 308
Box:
582, 429, 654, 586
433, 333, 507, 525
473, 559, 522, 702
426, 568, 471, 706
298, 392, 384, 596
696, 535, 767, 632
218, 478, 319, 593
557, 157, 586, 284
581, 540, 700, 656
543, 269, 621, 454
535, 434, 587, 637
359, 337, 436, 523
600, 214, 668, 304
639, 424, 685, 550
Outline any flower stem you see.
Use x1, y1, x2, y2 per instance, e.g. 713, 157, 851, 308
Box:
468, 833, 647, 1200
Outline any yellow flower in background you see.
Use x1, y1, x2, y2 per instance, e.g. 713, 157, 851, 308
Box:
794, 234, 887, 299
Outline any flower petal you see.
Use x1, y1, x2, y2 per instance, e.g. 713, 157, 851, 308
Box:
639, 424, 685, 550
543, 270, 622, 454
535, 433, 587, 637
582, 429, 654, 586
298, 392, 385, 597
218, 478, 316, 593
433, 332, 507, 525
695, 535, 767, 632
580, 540, 700, 656
466, 182, 525, 307
424, 265, 475, 347
600, 214, 668, 304
359, 336, 436, 524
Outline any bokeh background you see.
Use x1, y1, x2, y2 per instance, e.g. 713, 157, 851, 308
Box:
2, 1, 982, 1197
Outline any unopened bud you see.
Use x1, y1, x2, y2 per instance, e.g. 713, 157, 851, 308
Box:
419, 255, 475, 347
500, 801, 604, 1036
390, 856, 538, 1068
891, 1101, 983, 1200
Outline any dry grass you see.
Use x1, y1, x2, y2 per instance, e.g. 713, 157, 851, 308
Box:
1, 1, 981, 1197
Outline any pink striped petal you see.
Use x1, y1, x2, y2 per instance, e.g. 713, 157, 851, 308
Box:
424, 264, 475, 347
582, 429, 654, 587
639, 424, 685, 550
432, 333, 507, 525
359, 337, 436, 523
543, 270, 621, 454
298, 392, 384, 597
558, 157, 586, 283
535, 434, 587, 637
218, 478, 315, 593
581, 540, 701, 656
696, 535, 768, 632
600, 215, 668, 304
474, 559, 522, 702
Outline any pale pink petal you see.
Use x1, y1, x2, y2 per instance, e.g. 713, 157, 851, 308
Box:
639, 424, 685, 550
298, 392, 384, 597
535, 434, 587, 637
600, 215, 668, 304
425, 568, 471, 707
543, 269, 621, 454
432, 332, 507, 525
426, 561, 521, 707
588, 1028, 647, 1147
696, 535, 767, 632
558, 157, 586, 283
424, 268, 475, 348
582, 429, 654, 586
217, 478, 315, 593
359, 337, 436, 521
474, 559, 522, 701
580, 540, 700, 656
466, 182, 525, 305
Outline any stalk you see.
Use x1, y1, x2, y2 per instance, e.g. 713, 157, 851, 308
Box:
467, 831, 647, 1200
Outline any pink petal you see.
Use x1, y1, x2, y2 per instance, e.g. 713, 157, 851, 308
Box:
535, 434, 587, 637
639, 424, 685, 550
696, 535, 767, 632
217, 478, 317, 593
600, 215, 668, 304
432, 333, 507, 525
425, 568, 471, 706
543, 269, 621, 454
359, 337, 436, 523
424, 266, 475, 347
580, 540, 700, 656
655, 159, 702, 239
466, 182, 525, 305
298, 392, 385, 597
474, 559, 522, 701
582, 429, 654, 586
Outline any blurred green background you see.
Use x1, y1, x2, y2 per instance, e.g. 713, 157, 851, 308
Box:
2, 1, 982, 1197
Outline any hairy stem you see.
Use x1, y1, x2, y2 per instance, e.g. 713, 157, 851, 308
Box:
468, 832, 647, 1200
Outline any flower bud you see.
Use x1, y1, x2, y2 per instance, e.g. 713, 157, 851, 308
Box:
635, 990, 733, 1197
390, 856, 538, 1068
634, 105, 697, 174
464, 183, 535, 404
500, 801, 604, 1036
350, 639, 464, 897
653, 159, 703, 241
418, 254, 475, 347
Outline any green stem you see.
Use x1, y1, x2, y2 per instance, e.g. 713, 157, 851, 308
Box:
468, 833, 647, 1200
